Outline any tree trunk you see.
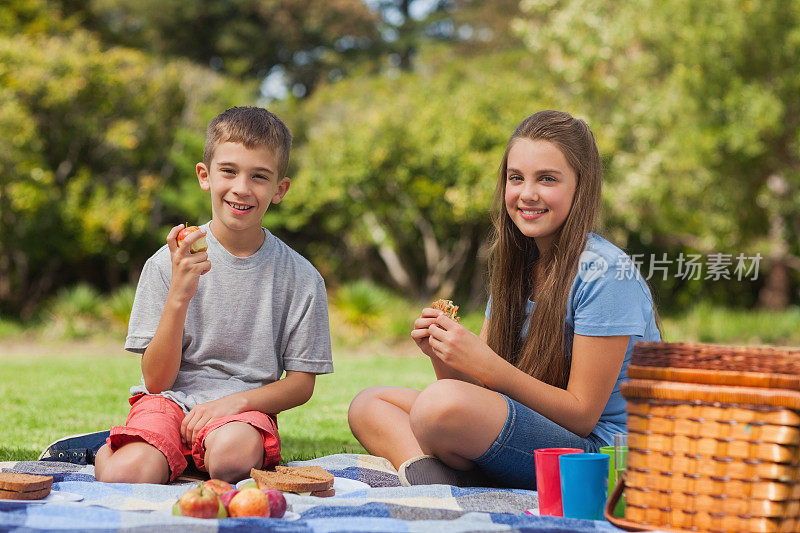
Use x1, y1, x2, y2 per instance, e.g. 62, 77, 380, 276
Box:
757, 175, 796, 309
758, 260, 790, 309
363, 212, 414, 294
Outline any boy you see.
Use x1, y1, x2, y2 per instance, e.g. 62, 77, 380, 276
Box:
93, 106, 333, 484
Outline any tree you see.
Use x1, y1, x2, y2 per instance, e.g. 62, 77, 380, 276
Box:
514, 0, 800, 307
277, 49, 549, 301
0, 28, 251, 316
52, 0, 381, 96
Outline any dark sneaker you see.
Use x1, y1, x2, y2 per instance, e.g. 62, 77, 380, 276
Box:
398, 455, 493, 487
38, 430, 110, 465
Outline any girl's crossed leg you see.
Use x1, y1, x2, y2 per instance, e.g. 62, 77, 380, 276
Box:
348, 379, 507, 472
349, 378, 600, 488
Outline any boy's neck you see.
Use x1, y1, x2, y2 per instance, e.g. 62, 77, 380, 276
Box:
208, 220, 266, 257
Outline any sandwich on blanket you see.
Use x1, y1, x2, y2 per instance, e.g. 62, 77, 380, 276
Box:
0, 473, 53, 500
250, 466, 335, 497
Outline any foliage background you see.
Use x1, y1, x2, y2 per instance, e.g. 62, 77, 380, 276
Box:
1, 0, 798, 334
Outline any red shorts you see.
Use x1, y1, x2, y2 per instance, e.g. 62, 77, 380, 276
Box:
108, 394, 281, 482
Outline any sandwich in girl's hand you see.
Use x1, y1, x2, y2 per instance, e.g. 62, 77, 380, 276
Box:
250, 466, 335, 497
431, 299, 459, 322
0, 473, 53, 500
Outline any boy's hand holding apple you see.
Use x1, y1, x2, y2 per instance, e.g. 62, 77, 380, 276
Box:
166, 223, 211, 304
177, 223, 208, 253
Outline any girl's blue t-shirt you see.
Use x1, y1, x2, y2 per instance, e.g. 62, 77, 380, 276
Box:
485, 232, 661, 447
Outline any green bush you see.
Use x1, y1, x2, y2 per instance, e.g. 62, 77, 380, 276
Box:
106, 284, 136, 327
40, 283, 135, 340
329, 280, 418, 344
44, 283, 105, 339
661, 303, 800, 346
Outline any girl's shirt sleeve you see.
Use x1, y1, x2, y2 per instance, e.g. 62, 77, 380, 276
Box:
569, 250, 652, 338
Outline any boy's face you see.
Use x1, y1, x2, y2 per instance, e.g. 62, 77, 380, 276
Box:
196, 142, 290, 235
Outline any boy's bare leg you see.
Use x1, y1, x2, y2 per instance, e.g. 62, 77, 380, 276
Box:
347, 386, 425, 469
203, 422, 264, 484
93, 442, 170, 484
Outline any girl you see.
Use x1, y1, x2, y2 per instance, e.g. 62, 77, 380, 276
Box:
348, 110, 661, 489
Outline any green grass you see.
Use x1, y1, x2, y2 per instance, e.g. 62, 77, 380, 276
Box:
660, 303, 800, 345
0, 350, 434, 463
2, 303, 799, 464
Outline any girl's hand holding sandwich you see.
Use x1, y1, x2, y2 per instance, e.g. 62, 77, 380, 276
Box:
426, 314, 502, 385
410, 307, 445, 360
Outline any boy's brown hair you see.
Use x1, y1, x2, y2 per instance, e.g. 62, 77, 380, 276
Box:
203, 106, 293, 177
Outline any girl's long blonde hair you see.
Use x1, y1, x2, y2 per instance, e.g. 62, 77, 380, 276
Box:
486, 110, 602, 389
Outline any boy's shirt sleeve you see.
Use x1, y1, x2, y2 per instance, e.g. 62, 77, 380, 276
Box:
125, 251, 170, 354
280, 273, 333, 374
571, 253, 651, 338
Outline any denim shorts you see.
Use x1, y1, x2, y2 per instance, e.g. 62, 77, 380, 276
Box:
472, 393, 602, 490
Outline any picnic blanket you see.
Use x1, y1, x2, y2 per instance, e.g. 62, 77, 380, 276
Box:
0, 454, 631, 532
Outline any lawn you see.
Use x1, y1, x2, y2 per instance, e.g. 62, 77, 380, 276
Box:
0, 345, 434, 463
2, 303, 799, 464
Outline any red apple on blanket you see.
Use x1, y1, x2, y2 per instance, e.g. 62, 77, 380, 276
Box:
228, 487, 271, 518
266, 489, 287, 518
176, 223, 208, 253
173, 483, 227, 519
203, 479, 235, 496
219, 489, 239, 513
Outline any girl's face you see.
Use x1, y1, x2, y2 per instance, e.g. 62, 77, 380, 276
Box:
504, 138, 577, 254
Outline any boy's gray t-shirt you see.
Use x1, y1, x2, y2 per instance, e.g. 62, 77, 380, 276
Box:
125, 223, 333, 412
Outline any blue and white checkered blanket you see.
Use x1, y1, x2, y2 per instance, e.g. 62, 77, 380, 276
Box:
1, 454, 629, 532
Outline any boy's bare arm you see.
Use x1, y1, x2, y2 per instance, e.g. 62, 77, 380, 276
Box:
141, 224, 211, 393
239, 371, 316, 413
180, 371, 316, 446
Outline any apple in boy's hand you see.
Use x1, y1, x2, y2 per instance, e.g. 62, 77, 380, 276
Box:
176, 224, 208, 253
219, 489, 239, 512
203, 479, 235, 496
174, 483, 226, 519
265, 489, 286, 518
228, 487, 271, 518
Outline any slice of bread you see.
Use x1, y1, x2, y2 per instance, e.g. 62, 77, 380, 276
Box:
250, 466, 334, 495
0, 473, 53, 500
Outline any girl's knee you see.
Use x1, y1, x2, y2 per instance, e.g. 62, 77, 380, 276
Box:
413, 380, 468, 418
409, 380, 474, 438
348, 386, 388, 426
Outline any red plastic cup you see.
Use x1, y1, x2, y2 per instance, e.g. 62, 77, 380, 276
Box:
533, 448, 584, 516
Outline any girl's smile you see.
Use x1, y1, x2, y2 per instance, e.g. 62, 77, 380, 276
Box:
518, 208, 549, 220
505, 139, 577, 253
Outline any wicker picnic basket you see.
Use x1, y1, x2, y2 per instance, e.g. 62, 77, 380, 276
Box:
610, 341, 800, 533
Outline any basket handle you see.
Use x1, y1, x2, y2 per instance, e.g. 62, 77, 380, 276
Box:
605, 472, 626, 523
604, 474, 670, 532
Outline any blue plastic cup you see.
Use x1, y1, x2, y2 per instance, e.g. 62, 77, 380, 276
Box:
559, 453, 609, 520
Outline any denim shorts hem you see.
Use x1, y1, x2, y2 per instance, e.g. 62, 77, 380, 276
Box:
474, 394, 515, 466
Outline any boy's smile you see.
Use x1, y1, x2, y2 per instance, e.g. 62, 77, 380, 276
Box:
196, 142, 290, 255
505, 138, 577, 254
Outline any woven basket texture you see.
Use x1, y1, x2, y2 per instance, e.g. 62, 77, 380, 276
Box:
632, 342, 800, 375
621, 342, 800, 533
